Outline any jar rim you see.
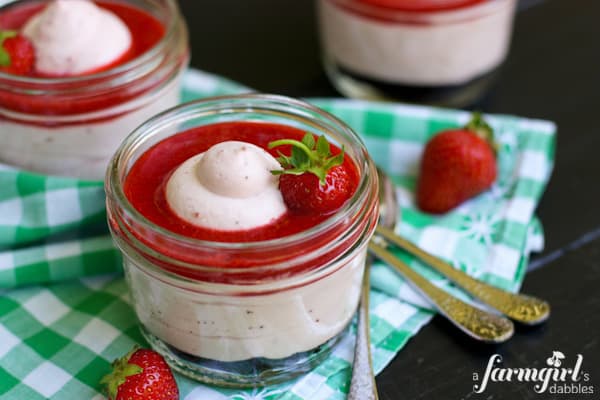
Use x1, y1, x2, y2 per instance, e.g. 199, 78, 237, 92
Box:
0, 0, 181, 85
105, 93, 378, 253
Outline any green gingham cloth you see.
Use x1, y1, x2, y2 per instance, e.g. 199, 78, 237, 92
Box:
0, 69, 556, 399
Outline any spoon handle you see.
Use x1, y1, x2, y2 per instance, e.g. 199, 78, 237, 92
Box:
375, 226, 550, 325
347, 266, 379, 400
369, 241, 514, 343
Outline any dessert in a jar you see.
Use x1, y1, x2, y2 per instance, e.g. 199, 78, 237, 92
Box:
105, 94, 380, 386
0, 0, 189, 179
318, 0, 517, 106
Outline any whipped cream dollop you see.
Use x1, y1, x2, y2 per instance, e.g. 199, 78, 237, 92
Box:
23, 0, 132, 75
166, 141, 287, 231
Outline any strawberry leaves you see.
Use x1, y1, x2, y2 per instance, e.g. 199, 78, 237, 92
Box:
268, 133, 345, 184
269, 133, 353, 214
464, 112, 500, 155
100, 346, 143, 400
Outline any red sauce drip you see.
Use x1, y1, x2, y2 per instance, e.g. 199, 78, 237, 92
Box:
123, 121, 360, 243
0, 1, 165, 77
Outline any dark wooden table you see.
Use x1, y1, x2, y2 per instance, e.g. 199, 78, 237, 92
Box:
178, 1, 600, 398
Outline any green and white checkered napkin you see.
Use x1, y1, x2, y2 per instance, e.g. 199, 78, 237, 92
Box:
0, 69, 555, 399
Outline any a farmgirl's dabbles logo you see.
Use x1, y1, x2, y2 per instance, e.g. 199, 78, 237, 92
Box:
472, 351, 595, 395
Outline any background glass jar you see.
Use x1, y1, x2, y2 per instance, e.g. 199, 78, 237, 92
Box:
105, 94, 380, 387
0, 0, 189, 180
318, 0, 517, 107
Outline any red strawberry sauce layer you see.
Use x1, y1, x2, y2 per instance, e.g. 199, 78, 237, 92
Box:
124, 121, 360, 243
333, 0, 489, 25
356, 0, 486, 12
0, 1, 165, 116
115, 121, 368, 283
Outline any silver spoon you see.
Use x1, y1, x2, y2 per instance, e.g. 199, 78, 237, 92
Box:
369, 242, 515, 342
368, 170, 515, 343
347, 257, 379, 400
374, 171, 550, 326
348, 168, 516, 400
347, 169, 396, 400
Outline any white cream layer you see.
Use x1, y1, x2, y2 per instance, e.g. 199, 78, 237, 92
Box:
23, 0, 132, 75
166, 141, 287, 230
0, 78, 181, 180
125, 246, 366, 361
319, 0, 516, 85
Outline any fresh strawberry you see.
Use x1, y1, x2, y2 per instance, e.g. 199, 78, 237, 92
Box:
101, 347, 179, 400
416, 113, 497, 214
269, 133, 353, 214
0, 30, 35, 75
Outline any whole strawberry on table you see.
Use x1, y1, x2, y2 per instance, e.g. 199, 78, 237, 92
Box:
101, 347, 179, 400
416, 113, 498, 214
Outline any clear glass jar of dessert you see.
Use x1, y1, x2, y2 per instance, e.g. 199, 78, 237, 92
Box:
105, 94, 380, 387
0, 0, 189, 179
318, 0, 517, 106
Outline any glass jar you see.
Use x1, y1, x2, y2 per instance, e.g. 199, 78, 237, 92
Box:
0, 0, 189, 180
105, 94, 380, 387
318, 0, 517, 106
